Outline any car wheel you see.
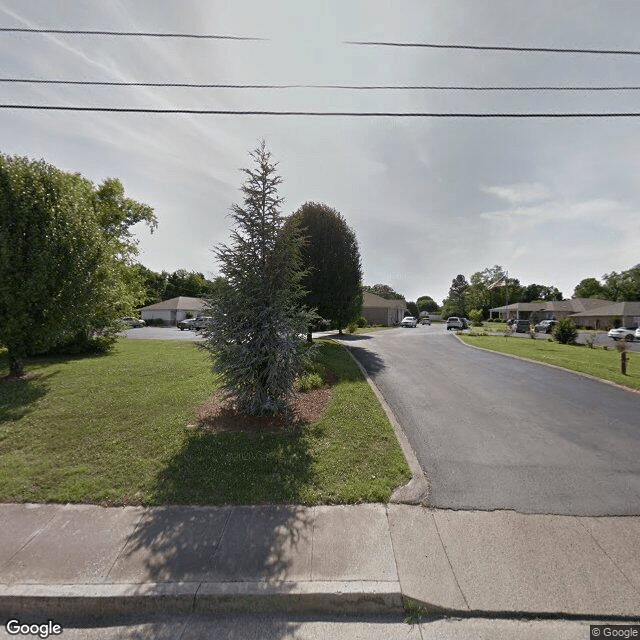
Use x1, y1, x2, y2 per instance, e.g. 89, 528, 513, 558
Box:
625, 334, 634, 342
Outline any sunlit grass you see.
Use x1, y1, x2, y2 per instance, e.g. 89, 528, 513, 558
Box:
0, 339, 410, 505
458, 334, 640, 391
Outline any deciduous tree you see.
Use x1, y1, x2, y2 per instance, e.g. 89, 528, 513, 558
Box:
0, 155, 155, 376
287, 202, 363, 339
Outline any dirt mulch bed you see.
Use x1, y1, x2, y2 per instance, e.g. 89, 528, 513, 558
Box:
195, 370, 337, 436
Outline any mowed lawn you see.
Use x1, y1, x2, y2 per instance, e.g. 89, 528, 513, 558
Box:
0, 339, 410, 505
459, 334, 640, 391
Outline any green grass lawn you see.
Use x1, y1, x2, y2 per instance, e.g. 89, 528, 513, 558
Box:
0, 339, 410, 505
458, 334, 640, 391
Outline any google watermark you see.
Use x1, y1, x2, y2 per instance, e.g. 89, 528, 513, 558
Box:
591, 626, 640, 638
5, 619, 62, 638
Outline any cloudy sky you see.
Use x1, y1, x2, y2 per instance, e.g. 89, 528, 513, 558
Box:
2, 1, 640, 303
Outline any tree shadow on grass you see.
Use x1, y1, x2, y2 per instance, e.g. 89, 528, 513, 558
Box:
151, 423, 320, 506
0, 371, 57, 422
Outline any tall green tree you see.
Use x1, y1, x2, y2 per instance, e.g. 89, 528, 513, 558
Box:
602, 265, 640, 301
287, 202, 363, 339
573, 277, 606, 299
200, 141, 314, 415
416, 296, 439, 313
0, 155, 155, 376
363, 284, 405, 300
164, 269, 211, 299
443, 274, 469, 318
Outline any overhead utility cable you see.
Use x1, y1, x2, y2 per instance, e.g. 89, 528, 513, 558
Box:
2, 105, 640, 117
0, 27, 266, 40
3, 78, 640, 91
344, 41, 640, 56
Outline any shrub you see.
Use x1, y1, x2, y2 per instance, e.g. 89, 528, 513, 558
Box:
468, 309, 484, 327
612, 318, 622, 329
552, 317, 578, 344
294, 372, 324, 391
347, 321, 358, 334
356, 316, 368, 328
145, 318, 165, 327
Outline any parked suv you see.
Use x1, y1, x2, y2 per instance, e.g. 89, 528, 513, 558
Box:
512, 319, 532, 333
192, 316, 213, 331
446, 316, 466, 330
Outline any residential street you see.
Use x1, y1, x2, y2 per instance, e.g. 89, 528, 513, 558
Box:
342, 324, 640, 516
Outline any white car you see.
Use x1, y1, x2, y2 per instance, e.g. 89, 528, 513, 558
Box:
400, 316, 418, 328
607, 327, 636, 342
636, 327, 640, 340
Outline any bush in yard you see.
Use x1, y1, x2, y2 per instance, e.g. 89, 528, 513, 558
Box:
552, 317, 578, 344
200, 141, 315, 415
468, 309, 484, 327
356, 316, 368, 328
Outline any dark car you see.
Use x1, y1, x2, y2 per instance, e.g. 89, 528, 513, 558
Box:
512, 319, 532, 333
178, 317, 197, 330
534, 319, 558, 334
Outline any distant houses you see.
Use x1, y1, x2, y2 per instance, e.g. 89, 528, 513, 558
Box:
361, 291, 407, 326
490, 298, 640, 330
140, 296, 206, 326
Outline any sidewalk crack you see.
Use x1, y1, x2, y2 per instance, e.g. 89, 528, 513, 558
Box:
2, 506, 59, 571
209, 507, 233, 566
104, 508, 146, 581
431, 512, 471, 610
577, 518, 640, 597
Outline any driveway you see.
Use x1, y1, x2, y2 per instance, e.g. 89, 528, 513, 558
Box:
122, 327, 203, 340
342, 324, 640, 516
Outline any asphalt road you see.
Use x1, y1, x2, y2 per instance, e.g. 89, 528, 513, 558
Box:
342, 325, 640, 516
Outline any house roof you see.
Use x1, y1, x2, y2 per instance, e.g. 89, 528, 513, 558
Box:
362, 291, 407, 309
569, 301, 640, 318
490, 298, 612, 314
140, 296, 207, 311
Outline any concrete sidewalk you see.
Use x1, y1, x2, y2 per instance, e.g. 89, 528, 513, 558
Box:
1, 502, 639, 620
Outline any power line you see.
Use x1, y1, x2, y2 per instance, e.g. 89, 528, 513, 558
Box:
344, 41, 640, 56
0, 27, 266, 40
2, 104, 640, 117
3, 78, 640, 91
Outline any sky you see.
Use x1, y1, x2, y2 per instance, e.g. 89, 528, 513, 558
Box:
1, 1, 640, 304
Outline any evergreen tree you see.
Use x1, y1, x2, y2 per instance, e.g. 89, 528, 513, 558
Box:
287, 202, 363, 339
200, 141, 314, 415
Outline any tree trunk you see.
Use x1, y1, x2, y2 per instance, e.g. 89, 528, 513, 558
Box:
338, 327, 343, 335
621, 350, 627, 375
306, 331, 313, 343
9, 354, 24, 378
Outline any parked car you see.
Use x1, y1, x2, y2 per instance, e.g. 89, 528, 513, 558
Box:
534, 319, 558, 334
178, 317, 197, 330
400, 316, 418, 327
421, 317, 431, 325
636, 327, 640, 340
120, 316, 145, 328
446, 317, 466, 330
512, 319, 532, 333
608, 327, 636, 342
192, 315, 213, 331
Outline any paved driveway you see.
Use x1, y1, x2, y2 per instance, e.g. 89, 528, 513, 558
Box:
122, 327, 203, 340
342, 324, 640, 516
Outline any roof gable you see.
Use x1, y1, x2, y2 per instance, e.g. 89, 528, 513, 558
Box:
140, 296, 207, 311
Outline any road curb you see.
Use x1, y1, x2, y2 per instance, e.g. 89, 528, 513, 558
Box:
0, 581, 404, 618
337, 340, 431, 506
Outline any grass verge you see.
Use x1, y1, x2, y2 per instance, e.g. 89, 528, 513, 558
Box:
458, 334, 640, 391
0, 339, 410, 505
